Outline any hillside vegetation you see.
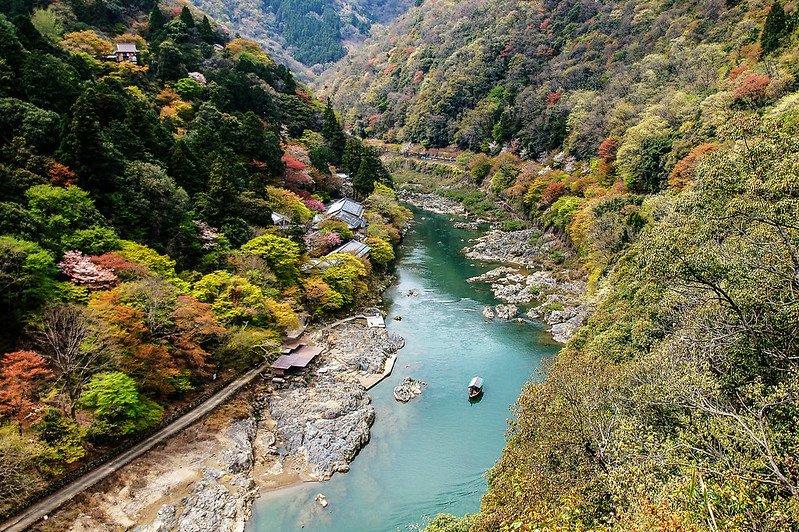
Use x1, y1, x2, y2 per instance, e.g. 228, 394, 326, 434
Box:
321, 0, 799, 529
187, 0, 414, 76
0, 0, 404, 517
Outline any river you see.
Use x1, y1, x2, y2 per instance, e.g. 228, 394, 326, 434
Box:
247, 209, 559, 531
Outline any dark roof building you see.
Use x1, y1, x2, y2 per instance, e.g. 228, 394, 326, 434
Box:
315, 198, 366, 230
271, 345, 323, 376
271, 212, 291, 227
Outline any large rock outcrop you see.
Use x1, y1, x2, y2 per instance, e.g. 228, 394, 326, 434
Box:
269, 377, 375, 480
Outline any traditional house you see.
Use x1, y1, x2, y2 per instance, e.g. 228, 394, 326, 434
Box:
329, 240, 371, 259
314, 198, 366, 230
271, 212, 291, 228
300, 240, 371, 272
115, 43, 138, 63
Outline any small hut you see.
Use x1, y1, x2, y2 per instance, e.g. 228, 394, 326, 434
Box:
115, 43, 138, 63
271, 344, 323, 377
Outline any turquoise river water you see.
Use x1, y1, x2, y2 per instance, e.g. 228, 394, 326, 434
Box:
247, 210, 559, 531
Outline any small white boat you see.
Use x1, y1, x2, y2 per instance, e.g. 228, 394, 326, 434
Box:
468, 376, 484, 399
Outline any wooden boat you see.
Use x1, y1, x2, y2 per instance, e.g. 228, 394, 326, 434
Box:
468, 376, 484, 399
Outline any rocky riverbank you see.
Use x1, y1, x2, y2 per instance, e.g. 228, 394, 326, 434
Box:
264, 321, 403, 481
38, 319, 404, 532
397, 191, 465, 216
35, 397, 264, 532
466, 229, 589, 343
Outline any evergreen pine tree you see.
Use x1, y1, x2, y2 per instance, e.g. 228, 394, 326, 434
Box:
179, 6, 195, 28
352, 157, 375, 198
761, 1, 788, 55
148, 3, 166, 35
351, 146, 389, 197
322, 99, 346, 163
341, 137, 363, 175
198, 15, 215, 43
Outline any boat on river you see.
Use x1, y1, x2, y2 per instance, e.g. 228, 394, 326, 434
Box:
468, 376, 484, 399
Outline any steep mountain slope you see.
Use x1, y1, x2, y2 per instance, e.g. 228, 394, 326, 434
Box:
187, 0, 414, 78
323, 0, 799, 529
321, 0, 787, 154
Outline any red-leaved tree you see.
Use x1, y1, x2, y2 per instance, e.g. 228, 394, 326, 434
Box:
0, 351, 53, 424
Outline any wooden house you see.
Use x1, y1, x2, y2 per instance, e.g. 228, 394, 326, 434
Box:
115, 43, 138, 64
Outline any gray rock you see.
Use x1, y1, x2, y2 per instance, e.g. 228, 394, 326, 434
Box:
549, 305, 589, 343
467, 267, 518, 284
177, 471, 253, 532
134, 505, 177, 532
397, 191, 465, 215
393, 377, 426, 402
482, 305, 495, 319
495, 304, 518, 320
269, 377, 375, 480
464, 229, 568, 267
313, 323, 404, 374
221, 419, 256, 473
137, 418, 258, 532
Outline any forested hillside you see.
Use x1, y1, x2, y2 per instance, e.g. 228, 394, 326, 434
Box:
187, 0, 413, 76
0, 0, 403, 517
323, 0, 791, 153
320, 0, 799, 529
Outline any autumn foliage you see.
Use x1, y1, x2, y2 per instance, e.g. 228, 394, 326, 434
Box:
0, 351, 52, 424
668, 143, 719, 190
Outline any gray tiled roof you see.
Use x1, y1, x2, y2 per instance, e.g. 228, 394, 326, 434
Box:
326, 198, 364, 218
115, 43, 138, 53
330, 240, 371, 258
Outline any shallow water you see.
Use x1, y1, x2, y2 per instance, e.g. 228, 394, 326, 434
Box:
247, 210, 558, 531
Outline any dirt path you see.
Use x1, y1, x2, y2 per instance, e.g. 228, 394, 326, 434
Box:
1, 363, 271, 532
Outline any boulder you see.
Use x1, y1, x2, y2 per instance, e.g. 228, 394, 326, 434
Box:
315, 494, 329, 508
393, 377, 426, 402
495, 304, 518, 320
482, 305, 495, 319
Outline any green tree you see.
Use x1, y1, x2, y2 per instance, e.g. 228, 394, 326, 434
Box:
0, 236, 57, 315
0, 423, 45, 509
623, 135, 675, 193
79, 371, 163, 439
320, 253, 369, 306
175, 77, 203, 100
761, 1, 788, 55
21, 52, 81, 112
352, 146, 392, 198
365, 236, 394, 267
34, 407, 85, 465
341, 137, 363, 174
179, 6, 194, 28
148, 3, 166, 36
111, 161, 189, 245
322, 99, 346, 163
198, 15, 215, 44
25, 184, 109, 253
0, 98, 61, 153
155, 40, 187, 81
469, 153, 492, 183
30, 7, 61, 42
192, 270, 271, 325
240, 233, 301, 285
0, 13, 25, 69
